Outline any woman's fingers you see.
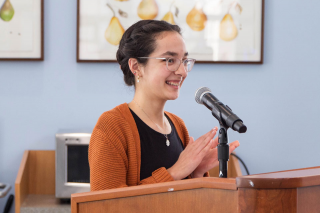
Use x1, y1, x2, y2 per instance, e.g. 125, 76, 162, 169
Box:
188, 129, 213, 151
195, 127, 218, 143
229, 140, 240, 154
194, 129, 217, 153
200, 128, 218, 144
200, 139, 214, 157
189, 136, 194, 144
196, 129, 214, 142
205, 128, 218, 141
211, 137, 219, 149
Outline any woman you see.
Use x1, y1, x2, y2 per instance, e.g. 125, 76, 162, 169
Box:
89, 20, 240, 191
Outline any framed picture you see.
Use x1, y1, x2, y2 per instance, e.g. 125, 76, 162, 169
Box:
0, 0, 44, 61
77, 0, 264, 64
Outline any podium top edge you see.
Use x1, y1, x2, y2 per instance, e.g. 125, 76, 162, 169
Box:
71, 177, 237, 203
236, 166, 320, 189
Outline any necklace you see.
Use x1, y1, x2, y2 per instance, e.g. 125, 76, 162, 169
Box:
132, 99, 170, 147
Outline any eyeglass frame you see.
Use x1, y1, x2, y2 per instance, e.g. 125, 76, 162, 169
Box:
137, 57, 196, 72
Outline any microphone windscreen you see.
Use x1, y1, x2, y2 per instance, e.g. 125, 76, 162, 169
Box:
195, 87, 211, 104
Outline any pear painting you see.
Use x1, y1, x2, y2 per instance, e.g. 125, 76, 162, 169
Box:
105, 4, 125, 46
186, 5, 207, 31
0, 0, 14, 22
220, 13, 238, 41
137, 0, 158, 20
162, 11, 175, 24
162, 1, 177, 25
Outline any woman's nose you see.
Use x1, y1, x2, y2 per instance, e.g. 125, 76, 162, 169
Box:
175, 62, 188, 78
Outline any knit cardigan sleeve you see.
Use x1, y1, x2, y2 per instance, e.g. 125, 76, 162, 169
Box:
89, 127, 129, 190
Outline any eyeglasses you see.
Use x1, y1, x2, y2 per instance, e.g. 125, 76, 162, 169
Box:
138, 57, 196, 72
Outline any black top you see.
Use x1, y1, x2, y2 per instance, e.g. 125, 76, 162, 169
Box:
130, 109, 185, 181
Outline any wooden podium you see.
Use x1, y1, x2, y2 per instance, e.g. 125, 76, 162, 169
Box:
71, 166, 320, 213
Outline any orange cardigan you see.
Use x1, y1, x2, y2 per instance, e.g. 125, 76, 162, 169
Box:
89, 103, 207, 191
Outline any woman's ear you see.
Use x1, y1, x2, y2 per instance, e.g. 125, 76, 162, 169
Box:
128, 58, 140, 76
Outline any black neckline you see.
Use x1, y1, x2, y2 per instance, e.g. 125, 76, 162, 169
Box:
129, 108, 173, 137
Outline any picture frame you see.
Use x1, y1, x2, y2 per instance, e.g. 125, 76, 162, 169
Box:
0, 0, 44, 61
77, 0, 264, 64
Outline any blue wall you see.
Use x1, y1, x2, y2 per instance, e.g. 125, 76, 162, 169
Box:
1, 0, 320, 212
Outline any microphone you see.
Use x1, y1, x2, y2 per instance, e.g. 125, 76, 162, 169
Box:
195, 87, 247, 133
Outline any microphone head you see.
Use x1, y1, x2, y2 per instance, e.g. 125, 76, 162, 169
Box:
195, 87, 211, 104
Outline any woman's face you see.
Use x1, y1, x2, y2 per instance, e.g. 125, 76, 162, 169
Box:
138, 31, 188, 101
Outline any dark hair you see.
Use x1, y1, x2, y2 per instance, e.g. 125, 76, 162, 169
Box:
116, 20, 181, 86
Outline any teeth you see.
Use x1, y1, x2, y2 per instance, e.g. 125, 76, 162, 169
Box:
166, 81, 180, 86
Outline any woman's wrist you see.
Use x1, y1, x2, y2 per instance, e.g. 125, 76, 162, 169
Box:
192, 170, 205, 178
167, 166, 182, 180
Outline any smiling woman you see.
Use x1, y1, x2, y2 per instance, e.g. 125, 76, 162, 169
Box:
88, 20, 240, 191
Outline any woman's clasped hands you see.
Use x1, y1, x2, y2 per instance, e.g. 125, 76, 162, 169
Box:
167, 127, 240, 180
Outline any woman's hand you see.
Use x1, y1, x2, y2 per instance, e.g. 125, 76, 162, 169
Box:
192, 132, 240, 178
167, 128, 217, 180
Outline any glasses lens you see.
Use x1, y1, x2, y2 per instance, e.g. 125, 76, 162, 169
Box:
166, 58, 181, 71
184, 59, 195, 72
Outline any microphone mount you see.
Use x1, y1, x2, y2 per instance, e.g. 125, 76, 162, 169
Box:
213, 103, 230, 178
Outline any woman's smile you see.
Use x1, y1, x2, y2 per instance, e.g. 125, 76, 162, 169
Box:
166, 80, 182, 89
